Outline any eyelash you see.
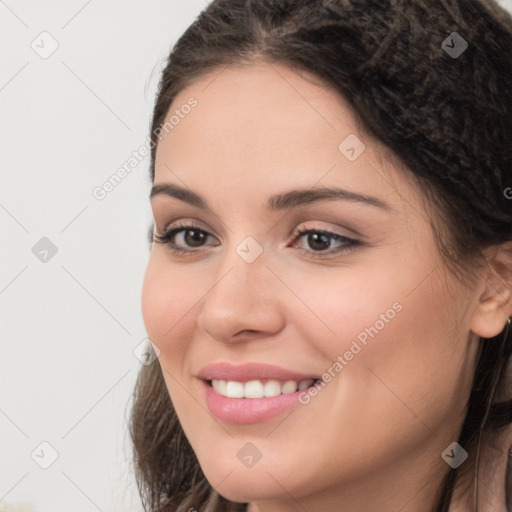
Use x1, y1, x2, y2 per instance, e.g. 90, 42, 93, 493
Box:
153, 221, 360, 258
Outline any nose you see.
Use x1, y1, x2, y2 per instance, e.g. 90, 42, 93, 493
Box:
196, 246, 285, 343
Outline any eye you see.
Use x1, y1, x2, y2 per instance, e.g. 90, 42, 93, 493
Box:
153, 221, 218, 254
153, 221, 360, 258
290, 226, 360, 257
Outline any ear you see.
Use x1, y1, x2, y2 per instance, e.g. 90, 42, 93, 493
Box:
470, 242, 512, 339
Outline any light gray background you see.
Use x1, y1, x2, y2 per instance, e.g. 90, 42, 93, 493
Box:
1, 1, 511, 511
1, 2, 205, 511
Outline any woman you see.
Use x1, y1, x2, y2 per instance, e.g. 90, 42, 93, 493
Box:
130, 1, 512, 510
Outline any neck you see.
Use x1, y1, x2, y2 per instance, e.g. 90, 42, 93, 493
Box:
449, 427, 512, 512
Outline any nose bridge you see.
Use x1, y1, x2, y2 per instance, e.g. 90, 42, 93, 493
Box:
197, 238, 284, 341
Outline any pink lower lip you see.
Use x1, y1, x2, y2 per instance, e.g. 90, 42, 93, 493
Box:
200, 379, 306, 424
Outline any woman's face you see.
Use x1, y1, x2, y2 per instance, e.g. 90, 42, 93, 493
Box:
142, 62, 481, 510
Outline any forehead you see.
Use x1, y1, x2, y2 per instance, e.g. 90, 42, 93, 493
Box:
154, 62, 419, 213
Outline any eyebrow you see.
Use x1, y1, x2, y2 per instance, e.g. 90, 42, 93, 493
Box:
150, 183, 392, 212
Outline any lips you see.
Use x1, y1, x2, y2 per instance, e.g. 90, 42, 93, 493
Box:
196, 362, 323, 423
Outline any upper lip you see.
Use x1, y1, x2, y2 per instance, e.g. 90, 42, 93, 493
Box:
197, 362, 321, 383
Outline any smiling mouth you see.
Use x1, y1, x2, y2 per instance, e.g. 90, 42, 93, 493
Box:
205, 378, 321, 399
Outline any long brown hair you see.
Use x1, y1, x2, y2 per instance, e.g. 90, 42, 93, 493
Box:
130, 1, 512, 510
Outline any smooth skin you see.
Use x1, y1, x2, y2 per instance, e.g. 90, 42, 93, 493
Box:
141, 62, 512, 512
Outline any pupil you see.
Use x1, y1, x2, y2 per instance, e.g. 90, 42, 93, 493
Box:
185, 229, 206, 247
308, 233, 330, 251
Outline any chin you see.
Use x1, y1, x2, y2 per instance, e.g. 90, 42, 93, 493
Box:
199, 457, 309, 503
208, 480, 280, 504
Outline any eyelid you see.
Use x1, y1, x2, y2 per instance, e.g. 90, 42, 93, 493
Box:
151, 203, 227, 238
156, 218, 214, 240
160, 217, 205, 231
155, 219, 217, 242
291, 221, 358, 240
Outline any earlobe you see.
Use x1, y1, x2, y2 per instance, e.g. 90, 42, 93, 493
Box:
470, 245, 512, 339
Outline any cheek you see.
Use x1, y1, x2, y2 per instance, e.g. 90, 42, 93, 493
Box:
141, 261, 167, 342
141, 256, 194, 352
141, 259, 200, 412
290, 263, 467, 421
286, 266, 406, 359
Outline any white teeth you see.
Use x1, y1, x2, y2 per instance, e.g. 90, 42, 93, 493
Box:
244, 380, 265, 398
225, 381, 244, 398
210, 378, 316, 398
281, 380, 299, 394
264, 379, 282, 397
298, 379, 314, 390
